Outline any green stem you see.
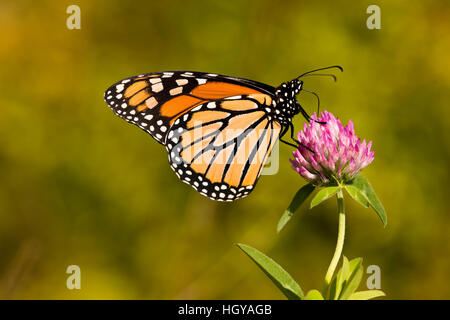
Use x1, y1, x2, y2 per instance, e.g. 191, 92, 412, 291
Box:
324, 189, 346, 287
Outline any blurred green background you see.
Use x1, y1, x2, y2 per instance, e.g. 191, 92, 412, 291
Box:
1, 0, 449, 299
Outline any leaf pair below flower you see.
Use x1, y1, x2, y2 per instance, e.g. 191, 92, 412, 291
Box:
278, 174, 387, 232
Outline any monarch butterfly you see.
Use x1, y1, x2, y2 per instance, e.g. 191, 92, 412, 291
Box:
104, 66, 342, 201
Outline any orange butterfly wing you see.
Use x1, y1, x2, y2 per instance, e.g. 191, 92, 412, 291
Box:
104, 71, 280, 201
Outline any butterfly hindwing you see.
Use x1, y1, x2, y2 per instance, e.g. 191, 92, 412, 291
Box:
166, 96, 281, 201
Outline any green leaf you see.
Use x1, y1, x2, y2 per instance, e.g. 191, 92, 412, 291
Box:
339, 258, 364, 300
277, 183, 315, 233
346, 175, 387, 226
236, 243, 304, 300
327, 275, 338, 300
333, 256, 351, 300
344, 185, 369, 208
348, 290, 386, 300
348, 257, 363, 276
305, 289, 325, 300
310, 186, 340, 209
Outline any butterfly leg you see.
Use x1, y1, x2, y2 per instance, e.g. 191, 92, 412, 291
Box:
279, 137, 300, 149
279, 125, 299, 148
289, 122, 314, 153
279, 123, 314, 152
296, 102, 326, 125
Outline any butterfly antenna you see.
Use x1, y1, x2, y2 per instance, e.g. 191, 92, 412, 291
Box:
300, 73, 337, 82
297, 65, 343, 80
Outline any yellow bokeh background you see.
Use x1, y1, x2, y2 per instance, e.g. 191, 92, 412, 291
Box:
0, 0, 449, 299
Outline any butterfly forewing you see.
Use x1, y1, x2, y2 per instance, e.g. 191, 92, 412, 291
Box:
104, 71, 277, 143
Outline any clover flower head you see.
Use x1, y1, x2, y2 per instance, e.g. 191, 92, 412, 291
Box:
290, 111, 374, 185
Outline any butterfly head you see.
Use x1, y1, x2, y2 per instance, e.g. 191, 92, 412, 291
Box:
274, 79, 304, 124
